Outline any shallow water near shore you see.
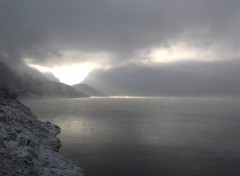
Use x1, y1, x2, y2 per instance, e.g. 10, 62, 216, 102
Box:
24, 97, 240, 176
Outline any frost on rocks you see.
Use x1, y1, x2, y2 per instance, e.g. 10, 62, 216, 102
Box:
0, 96, 84, 176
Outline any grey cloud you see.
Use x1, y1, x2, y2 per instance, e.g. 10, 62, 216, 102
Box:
83, 60, 240, 96
0, 0, 240, 65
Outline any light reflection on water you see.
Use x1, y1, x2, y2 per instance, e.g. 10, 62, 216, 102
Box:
24, 97, 240, 176
54, 116, 87, 134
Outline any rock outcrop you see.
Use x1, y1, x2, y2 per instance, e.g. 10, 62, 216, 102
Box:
0, 93, 84, 175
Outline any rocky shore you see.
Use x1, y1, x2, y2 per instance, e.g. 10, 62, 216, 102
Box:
0, 92, 84, 175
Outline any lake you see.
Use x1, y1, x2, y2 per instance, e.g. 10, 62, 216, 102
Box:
23, 97, 240, 176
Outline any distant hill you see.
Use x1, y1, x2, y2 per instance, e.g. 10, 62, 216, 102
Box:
17, 64, 49, 81
43, 72, 60, 82
0, 62, 88, 98
73, 83, 104, 97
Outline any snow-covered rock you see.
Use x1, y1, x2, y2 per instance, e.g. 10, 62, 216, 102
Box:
0, 96, 84, 175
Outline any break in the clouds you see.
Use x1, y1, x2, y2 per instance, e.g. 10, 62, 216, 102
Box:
1, 0, 240, 67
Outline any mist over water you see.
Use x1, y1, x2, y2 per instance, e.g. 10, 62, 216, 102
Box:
24, 97, 240, 176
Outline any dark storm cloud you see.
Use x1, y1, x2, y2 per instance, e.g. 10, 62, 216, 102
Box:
0, 0, 240, 65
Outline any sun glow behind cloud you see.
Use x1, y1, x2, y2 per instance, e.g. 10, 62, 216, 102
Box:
28, 62, 97, 85
147, 42, 214, 63
25, 50, 112, 85
51, 63, 96, 85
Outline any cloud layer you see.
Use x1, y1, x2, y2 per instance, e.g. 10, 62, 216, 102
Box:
83, 60, 240, 96
1, 0, 240, 66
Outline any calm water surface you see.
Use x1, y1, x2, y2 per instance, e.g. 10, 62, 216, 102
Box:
24, 97, 240, 176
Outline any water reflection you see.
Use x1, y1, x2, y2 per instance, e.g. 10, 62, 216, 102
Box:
54, 116, 87, 134
23, 97, 240, 176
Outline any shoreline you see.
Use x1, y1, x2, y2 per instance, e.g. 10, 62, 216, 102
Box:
0, 95, 84, 175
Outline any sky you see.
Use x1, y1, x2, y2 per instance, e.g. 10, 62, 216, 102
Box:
1, 0, 240, 86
